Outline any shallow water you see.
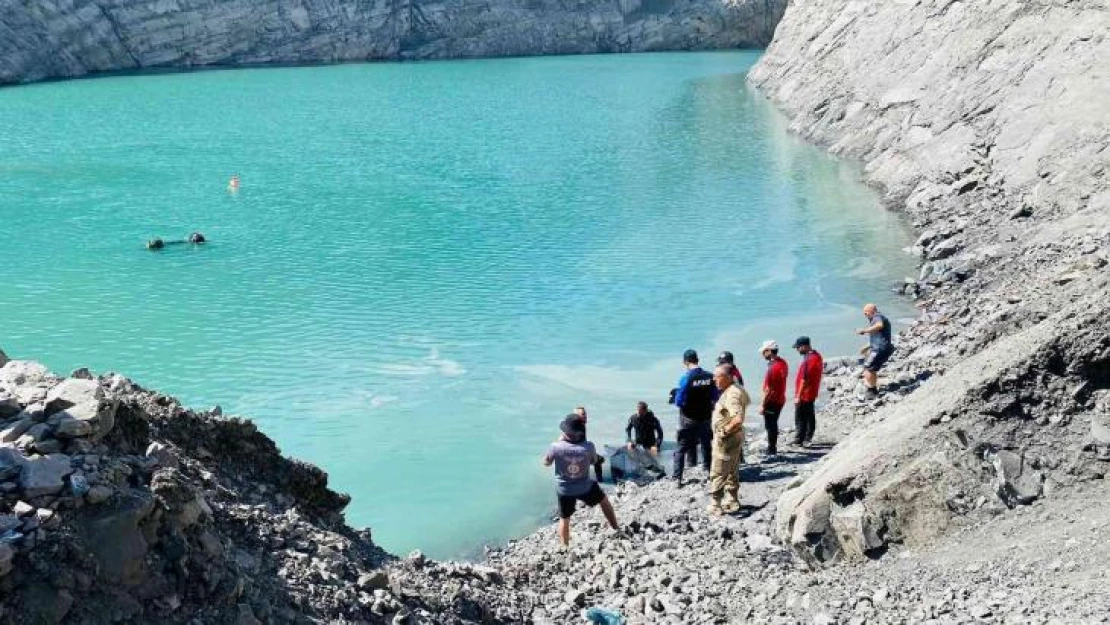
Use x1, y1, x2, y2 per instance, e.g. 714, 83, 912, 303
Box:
0, 51, 916, 558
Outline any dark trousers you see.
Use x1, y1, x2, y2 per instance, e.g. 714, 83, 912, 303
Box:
673, 418, 711, 480
795, 401, 816, 444
763, 404, 782, 454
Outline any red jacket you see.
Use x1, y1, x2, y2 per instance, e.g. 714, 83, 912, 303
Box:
795, 350, 824, 403
762, 357, 788, 407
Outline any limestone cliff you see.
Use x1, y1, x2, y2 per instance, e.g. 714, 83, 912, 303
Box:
0, 0, 786, 85
750, 0, 1110, 564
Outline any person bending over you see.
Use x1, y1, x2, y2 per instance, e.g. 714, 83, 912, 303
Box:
856, 304, 894, 397
543, 415, 619, 546
625, 401, 665, 477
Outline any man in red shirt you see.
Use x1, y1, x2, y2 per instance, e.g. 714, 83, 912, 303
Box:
792, 336, 823, 447
758, 340, 788, 457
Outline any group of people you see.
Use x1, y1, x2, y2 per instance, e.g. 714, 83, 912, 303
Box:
542, 304, 895, 545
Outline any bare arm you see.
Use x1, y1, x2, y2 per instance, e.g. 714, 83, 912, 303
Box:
857, 320, 884, 335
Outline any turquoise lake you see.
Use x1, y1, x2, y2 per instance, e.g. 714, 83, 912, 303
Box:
0, 51, 916, 558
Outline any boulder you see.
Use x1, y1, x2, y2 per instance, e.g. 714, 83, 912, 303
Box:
0, 515, 20, 534
85, 484, 114, 504
0, 448, 23, 481
23, 582, 74, 624
54, 416, 93, 438
830, 503, 884, 558
0, 361, 58, 404
358, 570, 391, 591
145, 441, 179, 468
44, 378, 103, 414
78, 490, 155, 585
0, 543, 12, 577
992, 450, 1043, 506
0, 394, 20, 418
70, 367, 93, 380
0, 416, 34, 443
49, 399, 117, 441
19, 454, 73, 498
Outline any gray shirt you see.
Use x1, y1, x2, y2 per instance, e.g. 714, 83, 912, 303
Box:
545, 439, 597, 496
869, 313, 893, 353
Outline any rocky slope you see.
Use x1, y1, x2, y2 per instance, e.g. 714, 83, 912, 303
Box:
0, 0, 786, 85
0, 354, 485, 624
747, 0, 1110, 566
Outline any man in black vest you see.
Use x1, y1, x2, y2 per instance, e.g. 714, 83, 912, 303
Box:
670, 349, 717, 484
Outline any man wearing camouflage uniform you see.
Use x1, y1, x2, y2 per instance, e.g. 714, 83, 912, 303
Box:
708, 364, 750, 515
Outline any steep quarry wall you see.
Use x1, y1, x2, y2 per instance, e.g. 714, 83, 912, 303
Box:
750, 0, 1110, 564
0, 0, 787, 85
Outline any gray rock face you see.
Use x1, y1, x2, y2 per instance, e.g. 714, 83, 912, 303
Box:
18, 454, 74, 498
0, 0, 787, 85
750, 0, 1110, 566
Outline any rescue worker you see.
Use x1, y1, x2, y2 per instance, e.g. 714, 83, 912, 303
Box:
708, 364, 750, 515
543, 415, 619, 546
625, 401, 665, 477
792, 336, 823, 447
758, 340, 788, 457
671, 349, 716, 484
856, 304, 894, 396
716, 351, 744, 386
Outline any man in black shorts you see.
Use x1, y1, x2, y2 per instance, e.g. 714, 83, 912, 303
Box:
857, 303, 895, 396
543, 415, 620, 546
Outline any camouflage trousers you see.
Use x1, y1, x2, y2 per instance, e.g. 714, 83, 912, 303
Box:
709, 432, 743, 503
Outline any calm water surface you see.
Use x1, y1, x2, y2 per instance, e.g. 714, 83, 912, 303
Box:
0, 52, 916, 557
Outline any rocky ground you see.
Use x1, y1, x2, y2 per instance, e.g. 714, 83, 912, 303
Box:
3, 1, 1109, 623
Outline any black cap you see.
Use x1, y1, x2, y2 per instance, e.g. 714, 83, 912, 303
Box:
683, 349, 699, 364
560, 414, 586, 442
792, 336, 811, 348
717, 351, 734, 364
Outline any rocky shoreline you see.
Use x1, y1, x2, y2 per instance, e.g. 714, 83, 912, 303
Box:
0, 0, 786, 86
3, 0, 1109, 623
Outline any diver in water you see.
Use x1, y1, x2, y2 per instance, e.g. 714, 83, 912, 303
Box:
147, 233, 206, 250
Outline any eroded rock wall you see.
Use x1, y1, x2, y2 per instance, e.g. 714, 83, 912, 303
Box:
750, 0, 1110, 564
0, 0, 787, 85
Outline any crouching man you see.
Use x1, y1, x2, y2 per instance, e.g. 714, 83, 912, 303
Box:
544, 415, 619, 546
626, 401, 666, 477
708, 364, 750, 515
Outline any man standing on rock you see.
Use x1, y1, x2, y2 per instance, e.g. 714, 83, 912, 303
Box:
792, 336, 823, 447
544, 415, 619, 546
625, 401, 665, 477
671, 349, 716, 484
758, 340, 788, 457
856, 304, 894, 397
708, 364, 750, 514
573, 406, 605, 482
